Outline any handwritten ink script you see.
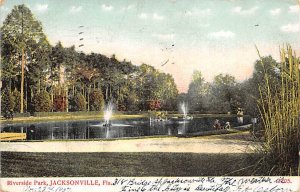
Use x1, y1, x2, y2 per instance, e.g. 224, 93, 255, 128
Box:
0, 177, 298, 192
112, 177, 297, 192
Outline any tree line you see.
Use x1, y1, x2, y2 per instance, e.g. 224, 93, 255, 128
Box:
1, 4, 178, 114
181, 55, 281, 116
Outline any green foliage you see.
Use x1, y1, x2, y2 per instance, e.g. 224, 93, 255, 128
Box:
186, 71, 243, 114
1, 5, 179, 113
187, 71, 210, 112
1, 56, 18, 90
253, 56, 280, 88
138, 64, 178, 110
211, 74, 242, 114
89, 90, 104, 111
124, 93, 139, 111
11, 89, 27, 112
1, 88, 15, 113
242, 56, 281, 116
12, 89, 21, 112
33, 90, 52, 112
1, 4, 48, 50
72, 93, 86, 111
1, 4, 49, 113
214, 74, 236, 86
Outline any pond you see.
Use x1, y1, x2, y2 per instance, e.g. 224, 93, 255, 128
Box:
0, 116, 250, 140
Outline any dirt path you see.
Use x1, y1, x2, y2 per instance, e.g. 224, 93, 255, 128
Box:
0, 136, 259, 153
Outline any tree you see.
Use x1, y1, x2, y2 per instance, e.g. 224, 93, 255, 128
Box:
53, 95, 67, 112
156, 73, 178, 110
187, 71, 210, 112
72, 93, 86, 111
136, 64, 178, 110
242, 56, 281, 116
252, 56, 280, 88
210, 74, 240, 113
1, 51, 19, 91
50, 42, 81, 112
49, 42, 65, 110
1, 5, 182, 113
124, 92, 139, 111
137, 64, 157, 102
27, 40, 51, 94
33, 90, 52, 112
12, 89, 21, 113
1, 4, 49, 113
89, 90, 104, 111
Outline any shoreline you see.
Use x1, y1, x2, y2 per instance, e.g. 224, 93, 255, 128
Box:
0, 135, 259, 153
0, 114, 146, 124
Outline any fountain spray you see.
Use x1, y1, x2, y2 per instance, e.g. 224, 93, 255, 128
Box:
103, 101, 113, 127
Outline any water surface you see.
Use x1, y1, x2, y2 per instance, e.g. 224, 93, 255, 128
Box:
1, 116, 250, 140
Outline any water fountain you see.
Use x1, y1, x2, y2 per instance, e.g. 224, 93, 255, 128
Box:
180, 102, 193, 120
103, 102, 113, 127
89, 102, 131, 130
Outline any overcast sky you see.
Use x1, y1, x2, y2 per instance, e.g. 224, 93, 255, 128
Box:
1, 0, 299, 92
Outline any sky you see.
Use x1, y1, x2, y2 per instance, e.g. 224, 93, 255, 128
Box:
1, 0, 299, 92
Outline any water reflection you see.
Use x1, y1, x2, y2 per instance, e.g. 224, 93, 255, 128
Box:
105, 126, 110, 138
177, 120, 188, 135
1, 116, 250, 140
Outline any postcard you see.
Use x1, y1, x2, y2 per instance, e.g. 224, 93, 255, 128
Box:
0, 0, 299, 192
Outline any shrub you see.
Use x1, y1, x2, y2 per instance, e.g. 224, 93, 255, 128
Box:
1, 88, 15, 113
89, 90, 104, 111
33, 90, 52, 112
147, 100, 161, 111
53, 95, 67, 112
73, 93, 86, 111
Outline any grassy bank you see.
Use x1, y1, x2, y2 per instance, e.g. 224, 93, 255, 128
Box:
1, 152, 263, 177
0, 114, 146, 124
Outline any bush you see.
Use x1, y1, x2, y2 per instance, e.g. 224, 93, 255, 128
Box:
1, 88, 15, 113
147, 100, 161, 111
33, 90, 52, 112
89, 90, 104, 111
53, 95, 67, 112
72, 93, 86, 111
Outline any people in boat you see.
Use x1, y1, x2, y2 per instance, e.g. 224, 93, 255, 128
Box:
213, 119, 221, 129
237, 108, 244, 124
224, 121, 230, 129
